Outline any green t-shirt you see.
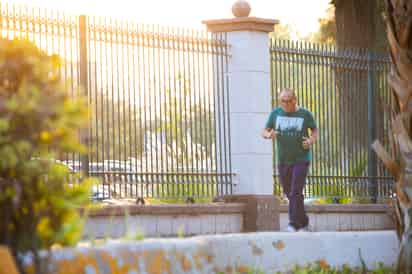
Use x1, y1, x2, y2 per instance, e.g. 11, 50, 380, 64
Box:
265, 107, 317, 164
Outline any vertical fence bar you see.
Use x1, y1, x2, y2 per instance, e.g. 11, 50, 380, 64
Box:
78, 15, 89, 176
368, 51, 378, 203
165, 25, 173, 198
208, 33, 214, 197
136, 24, 145, 198
269, 38, 276, 193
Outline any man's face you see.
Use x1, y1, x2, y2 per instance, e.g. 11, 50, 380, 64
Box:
279, 92, 296, 113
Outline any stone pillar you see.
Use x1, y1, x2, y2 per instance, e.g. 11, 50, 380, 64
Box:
221, 194, 280, 232
203, 3, 278, 195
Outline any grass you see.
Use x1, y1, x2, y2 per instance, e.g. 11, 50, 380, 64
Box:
282, 261, 395, 274
216, 262, 395, 274
146, 196, 213, 204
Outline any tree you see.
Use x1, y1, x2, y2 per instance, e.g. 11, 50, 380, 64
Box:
271, 23, 295, 40
89, 93, 144, 161
373, 0, 412, 272
328, 1, 387, 181
149, 76, 216, 171
0, 39, 91, 273
333, 0, 386, 50
310, 5, 336, 44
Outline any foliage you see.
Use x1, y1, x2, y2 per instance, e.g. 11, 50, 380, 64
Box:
309, 1, 387, 48
144, 180, 216, 204
270, 24, 295, 40
310, 5, 336, 44
155, 75, 216, 165
315, 151, 368, 204
215, 261, 394, 274
147, 196, 213, 204
89, 74, 216, 172
282, 261, 395, 274
0, 38, 92, 273
89, 94, 144, 160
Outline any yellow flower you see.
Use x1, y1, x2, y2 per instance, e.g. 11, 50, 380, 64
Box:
53, 127, 66, 138
37, 217, 53, 240
318, 259, 329, 270
40, 131, 51, 143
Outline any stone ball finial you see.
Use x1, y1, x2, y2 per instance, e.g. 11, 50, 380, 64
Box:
232, 0, 251, 17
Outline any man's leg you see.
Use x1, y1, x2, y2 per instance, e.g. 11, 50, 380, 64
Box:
278, 164, 295, 228
289, 161, 310, 229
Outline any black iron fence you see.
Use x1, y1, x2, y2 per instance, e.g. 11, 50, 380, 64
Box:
2, 3, 396, 203
270, 39, 394, 202
0, 3, 233, 200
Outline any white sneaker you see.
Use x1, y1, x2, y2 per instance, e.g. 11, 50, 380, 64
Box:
297, 226, 309, 232
286, 224, 297, 232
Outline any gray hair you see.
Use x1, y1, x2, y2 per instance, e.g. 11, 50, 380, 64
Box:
279, 88, 296, 98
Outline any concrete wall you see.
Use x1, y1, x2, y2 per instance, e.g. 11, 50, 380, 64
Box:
280, 204, 395, 231
83, 203, 395, 239
23, 231, 399, 274
83, 203, 245, 239
84, 214, 243, 239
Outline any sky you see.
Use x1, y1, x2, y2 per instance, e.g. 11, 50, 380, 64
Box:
2, 0, 331, 36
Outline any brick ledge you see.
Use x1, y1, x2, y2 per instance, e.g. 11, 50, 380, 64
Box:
280, 203, 393, 213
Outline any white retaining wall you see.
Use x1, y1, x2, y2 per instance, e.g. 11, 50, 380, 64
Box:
84, 213, 243, 239
279, 212, 394, 232
83, 203, 394, 238
24, 231, 399, 273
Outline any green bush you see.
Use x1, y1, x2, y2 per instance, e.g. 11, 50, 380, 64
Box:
0, 38, 92, 273
217, 261, 395, 274
283, 261, 395, 274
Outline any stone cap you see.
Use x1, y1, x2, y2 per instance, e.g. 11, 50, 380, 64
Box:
83, 203, 246, 217
279, 203, 394, 213
202, 17, 279, 33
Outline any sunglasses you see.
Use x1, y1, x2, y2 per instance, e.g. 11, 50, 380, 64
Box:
280, 98, 295, 104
